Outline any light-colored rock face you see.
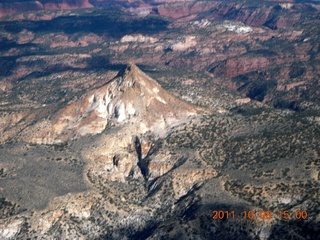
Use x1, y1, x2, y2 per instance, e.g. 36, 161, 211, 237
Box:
276, 81, 306, 91
83, 128, 142, 183
147, 153, 174, 179
223, 23, 253, 34
17, 62, 198, 143
0, 219, 23, 239
170, 36, 197, 51
279, 3, 294, 9
0, 112, 30, 144
120, 34, 158, 43
235, 98, 251, 105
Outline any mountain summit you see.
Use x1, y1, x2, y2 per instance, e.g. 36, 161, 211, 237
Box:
18, 62, 198, 143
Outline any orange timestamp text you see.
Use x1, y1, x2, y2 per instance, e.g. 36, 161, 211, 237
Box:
212, 210, 308, 220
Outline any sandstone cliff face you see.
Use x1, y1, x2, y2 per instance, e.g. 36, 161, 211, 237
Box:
212, 56, 271, 78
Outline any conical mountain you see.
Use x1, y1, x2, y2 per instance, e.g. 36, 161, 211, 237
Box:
19, 62, 199, 143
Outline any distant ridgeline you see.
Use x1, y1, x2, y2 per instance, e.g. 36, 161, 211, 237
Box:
0, 0, 93, 17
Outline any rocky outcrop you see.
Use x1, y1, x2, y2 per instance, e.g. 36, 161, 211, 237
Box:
0, 111, 30, 144
120, 34, 158, 44
170, 36, 197, 51
172, 166, 217, 200
235, 98, 251, 105
276, 81, 306, 91
0, 219, 23, 239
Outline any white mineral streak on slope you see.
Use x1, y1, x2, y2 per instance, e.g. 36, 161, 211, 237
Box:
107, 101, 113, 115
156, 96, 167, 104
126, 102, 136, 116
152, 87, 159, 93
138, 78, 146, 87
116, 102, 127, 122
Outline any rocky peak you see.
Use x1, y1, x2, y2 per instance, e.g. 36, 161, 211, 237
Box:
18, 62, 199, 143
114, 61, 163, 93
114, 61, 147, 88
122, 60, 139, 77
115, 60, 137, 78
